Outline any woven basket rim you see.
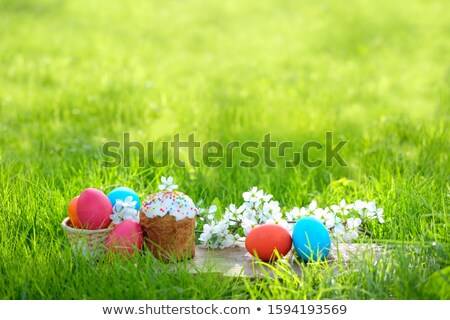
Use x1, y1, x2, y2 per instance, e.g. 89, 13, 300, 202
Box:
61, 217, 114, 234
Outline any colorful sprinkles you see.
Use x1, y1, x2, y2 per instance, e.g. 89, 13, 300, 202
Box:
141, 191, 197, 221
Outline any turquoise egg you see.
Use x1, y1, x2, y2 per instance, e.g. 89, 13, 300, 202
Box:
292, 216, 331, 262
107, 187, 140, 210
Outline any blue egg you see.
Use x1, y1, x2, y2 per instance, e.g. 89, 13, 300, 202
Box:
107, 187, 140, 210
292, 216, 331, 262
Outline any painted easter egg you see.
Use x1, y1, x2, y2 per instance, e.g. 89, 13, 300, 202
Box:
77, 188, 112, 230
106, 220, 143, 255
68, 196, 81, 228
107, 187, 140, 210
245, 224, 292, 262
292, 216, 331, 262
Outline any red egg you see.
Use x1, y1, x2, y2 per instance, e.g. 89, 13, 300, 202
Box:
106, 220, 143, 255
77, 188, 112, 230
245, 224, 292, 262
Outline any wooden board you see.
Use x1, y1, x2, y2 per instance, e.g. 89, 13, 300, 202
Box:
187, 243, 385, 278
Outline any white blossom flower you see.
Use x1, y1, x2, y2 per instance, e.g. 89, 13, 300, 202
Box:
354, 200, 375, 220
112, 196, 137, 213
324, 212, 341, 229
242, 187, 264, 203
286, 206, 310, 221
354, 200, 366, 211
242, 217, 257, 235
212, 219, 228, 235
226, 203, 244, 218
261, 192, 273, 202
286, 207, 299, 221
206, 205, 217, 220
309, 200, 318, 211
220, 234, 237, 249
376, 208, 384, 223
197, 186, 385, 248
199, 223, 214, 243
223, 203, 244, 225
199, 218, 240, 249
241, 201, 254, 213
242, 207, 257, 222
110, 196, 139, 224
158, 176, 178, 192
347, 217, 362, 229
365, 202, 377, 220
260, 200, 282, 222
332, 217, 362, 242
313, 207, 328, 221
331, 199, 353, 215
366, 201, 377, 212
333, 223, 345, 236
354, 200, 378, 220
277, 219, 291, 231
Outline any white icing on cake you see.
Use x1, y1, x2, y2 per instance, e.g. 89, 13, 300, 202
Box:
141, 191, 197, 221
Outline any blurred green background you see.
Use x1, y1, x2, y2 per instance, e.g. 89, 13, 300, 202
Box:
0, 0, 449, 299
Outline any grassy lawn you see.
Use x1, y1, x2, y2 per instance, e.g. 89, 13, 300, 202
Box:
0, 0, 449, 299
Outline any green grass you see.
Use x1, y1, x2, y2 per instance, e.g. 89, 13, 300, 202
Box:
0, 0, 449, 299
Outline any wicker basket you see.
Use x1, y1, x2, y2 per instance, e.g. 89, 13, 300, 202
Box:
61, 217, 114, 258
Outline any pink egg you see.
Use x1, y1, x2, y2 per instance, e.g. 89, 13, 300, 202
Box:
106, 220, 143, 255
77, 188, 112, 230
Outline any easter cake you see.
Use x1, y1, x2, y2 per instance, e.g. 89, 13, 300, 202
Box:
139, 177, 197, 261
